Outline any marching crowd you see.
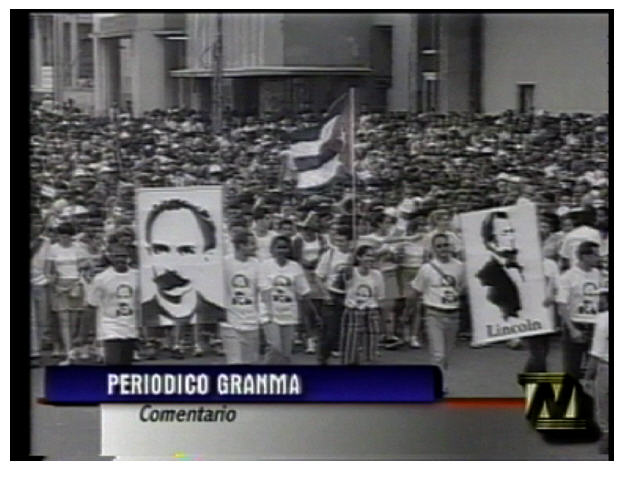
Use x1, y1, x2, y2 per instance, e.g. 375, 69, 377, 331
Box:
30, 99, 609, 448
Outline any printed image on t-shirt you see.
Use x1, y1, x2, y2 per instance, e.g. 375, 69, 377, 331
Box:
355, 284, 373, 307
440, 274, 456, 287
600, 268, 609, 291
438, 274, 459, 306
231, 274, 250, 288
230, 274, 253, 305
272, 275, 293, 304
577, 282, 599, 317
330, 263, 351, 291
115, 283, 134, 318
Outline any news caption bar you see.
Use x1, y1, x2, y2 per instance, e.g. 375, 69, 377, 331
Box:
44, 365, 442, 403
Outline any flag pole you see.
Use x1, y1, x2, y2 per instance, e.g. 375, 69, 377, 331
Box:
349, 87, 356, 246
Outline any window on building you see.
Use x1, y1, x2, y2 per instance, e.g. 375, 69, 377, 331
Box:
430, 14, 440, 51
370, 26, 392, 80
422, 73, 439, 112
78, 23, 94, 86
62, 22, 72, 87
292, 79, 312, 113
41, 16, 53, 67
165, 37, 187, 71
518, 83, 535, 113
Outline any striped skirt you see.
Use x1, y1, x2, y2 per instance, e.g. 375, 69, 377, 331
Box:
339, 307, 381, 365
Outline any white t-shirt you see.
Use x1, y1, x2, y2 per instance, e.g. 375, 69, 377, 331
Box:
559, 226, 601, 266
589, 311, 609, 363
224, 255, 263, 331
315, 246, 353, 294
398, 239, 425, 268
556, 266, 601, 324
600, 266, 609, 292
543, 258, 560, 299
294, 233, 326, 266
48, 243, 86, 279
88, 267, 139, 340
359, 233, 397, 272
345, 268, 385, 309
358, 233, 383, 249
31, 237, 51, 286
600, 235, 608, 258
411, 258, 465, 310
259, 259, 310, 325
254, 231, 277, 261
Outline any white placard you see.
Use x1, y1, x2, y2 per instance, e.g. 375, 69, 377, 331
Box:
136, 186, 225, 327
460, 203, 554, 345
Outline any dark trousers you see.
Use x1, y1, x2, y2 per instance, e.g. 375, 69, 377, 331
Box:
562, 327, 591, 379
104, 339, 136, 365
457, 294, 471, 335
299, 298, 322, 338
318, 292, 345, 364
524, 334, 551, 372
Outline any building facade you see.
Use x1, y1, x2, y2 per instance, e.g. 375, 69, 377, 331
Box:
481, 13, 608, 113
30, 13, 94, 110
174, 13, 391, 116
92, 13, 186, 117
85, 12, 608, 117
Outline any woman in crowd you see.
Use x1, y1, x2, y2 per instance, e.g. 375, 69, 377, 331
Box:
340, 245, 384, 364
45, 222, 90, 365
359, 213, 403, 349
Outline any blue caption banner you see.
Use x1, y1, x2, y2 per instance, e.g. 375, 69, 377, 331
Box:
44, 365, 442, 403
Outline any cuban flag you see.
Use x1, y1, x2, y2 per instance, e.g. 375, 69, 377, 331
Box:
283, 94, 353, 190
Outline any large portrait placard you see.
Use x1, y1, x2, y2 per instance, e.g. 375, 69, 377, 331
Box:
460, 203, 554, 346
136, 187, 225, 327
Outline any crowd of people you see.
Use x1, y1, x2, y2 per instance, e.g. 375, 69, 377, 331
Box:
29, 98, 609, 448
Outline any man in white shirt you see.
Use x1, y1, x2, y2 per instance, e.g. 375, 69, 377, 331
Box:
585, 299, 609, 455
408, 233, 465, 394
556, 241, 601, 379
559, 209, 601, 270
222, 231, 263, 364
315, 228, 353, 364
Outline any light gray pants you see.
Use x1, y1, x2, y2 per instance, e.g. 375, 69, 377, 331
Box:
30, 284, 50, 357
264, 322, 295, 364
424, 307, 460, 371
595, 361, 609, 434
220, 324, 260, 364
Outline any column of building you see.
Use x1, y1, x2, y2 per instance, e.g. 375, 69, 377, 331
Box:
31, 15, 43, 89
